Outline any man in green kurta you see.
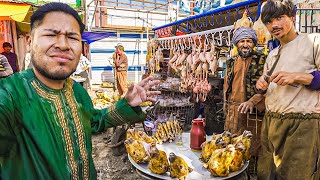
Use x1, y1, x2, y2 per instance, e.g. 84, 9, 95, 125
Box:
0, 3, 160, 180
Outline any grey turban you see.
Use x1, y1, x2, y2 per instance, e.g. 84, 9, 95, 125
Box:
232, 27, 257, 46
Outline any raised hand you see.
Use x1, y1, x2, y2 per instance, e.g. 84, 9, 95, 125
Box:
238, 101, 254, 114
125, 76, 161, 107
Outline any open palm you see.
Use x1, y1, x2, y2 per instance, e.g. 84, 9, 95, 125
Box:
125, 76, 161, 107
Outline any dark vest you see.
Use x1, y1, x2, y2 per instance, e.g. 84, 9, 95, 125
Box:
225, 52, 266, 101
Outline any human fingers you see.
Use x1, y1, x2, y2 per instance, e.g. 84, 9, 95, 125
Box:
256, 80, 262, 89
127, 83, 134, 92
144, 80, 161, 90
241, 104, 248, 114
261, 76, 270, 86
256, 79, 268, 90
146, 91, 161, 96
138, 76, 154, 86
270, 71, 282, 82
136, 85, 147, 102
277, 78, 285, 85
146, 96, 158, 102
238, 103, 244, 112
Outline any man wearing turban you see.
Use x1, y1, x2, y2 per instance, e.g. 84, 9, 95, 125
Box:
223, 27, 266, 156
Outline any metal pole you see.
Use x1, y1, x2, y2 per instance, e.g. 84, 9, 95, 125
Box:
89, 0, 99, 31
146, 13, 149, 38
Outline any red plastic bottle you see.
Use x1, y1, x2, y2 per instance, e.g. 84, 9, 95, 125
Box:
190, 117, 206, 151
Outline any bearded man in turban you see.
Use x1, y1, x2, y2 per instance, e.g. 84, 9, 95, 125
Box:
223, 27, 266, 156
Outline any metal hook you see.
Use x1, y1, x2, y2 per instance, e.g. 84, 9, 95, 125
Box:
197, 35, 201, 45
204, 16, 209, 28
164, 40, 168, 50
226, 29, 232, 47
217, 31, 223, 46
226, 10, 231, 23
179, 38, 184, 49
209, 14, 215, 26
173, 39, 177, 50
188, 36, 192, 49
211, 32, 216, 45
193, 19, 198, 29
218, 12, 223, 25
160, 40, 164, 49
204, 34, 210, 48
172, 25, 177, 36
236, 7, 240, 20
183, 38, 188, 49
192, 36, 198, 49
186, 21, 190, 33
194, 18, 202, 29
255, 2, 262, 21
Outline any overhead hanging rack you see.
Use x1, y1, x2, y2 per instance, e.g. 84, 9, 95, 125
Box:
153, 0, 263, 38
157, 25, 234, 50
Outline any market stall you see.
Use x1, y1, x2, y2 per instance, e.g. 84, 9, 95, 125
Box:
148, 0, 267, 134
127, 1, 271, 179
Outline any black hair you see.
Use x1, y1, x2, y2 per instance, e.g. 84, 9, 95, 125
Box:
261, 0, 295, 24
2, 42, 12, 48
31, 2, 85, 34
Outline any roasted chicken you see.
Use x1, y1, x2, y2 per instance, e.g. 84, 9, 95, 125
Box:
126, 128, 154, 144
124, 138, 150, 163
203, 143, 246, 177
229, 142, 246, 172
200, 137, 226, 163
152, 119, 182, 144
217, 131, 232, 145
200, 131, 232, 163
148, 143, 169, 174
202, 130, 252, 177
232, 130, 253, 160
203, 148, 233, 177
169, 152, 193, 180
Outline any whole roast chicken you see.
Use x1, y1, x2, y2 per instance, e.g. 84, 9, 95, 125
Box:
169, 152, 193, 180
203, 147, 234, 177
229, 142, 246, 172
204, 143, 247, 176
203, 130, 252, 177
232, 130, 253, 160
126, 128, 154, 144
124, 138, 150, 163
200, 131, 232, 163
148, 143, 169, 174
200, 137, 226, 163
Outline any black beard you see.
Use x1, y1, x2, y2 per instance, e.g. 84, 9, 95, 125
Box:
31, 55, 75, 81
238, 48, 253, 58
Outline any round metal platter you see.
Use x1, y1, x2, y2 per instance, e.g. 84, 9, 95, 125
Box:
128, 133, 249, 180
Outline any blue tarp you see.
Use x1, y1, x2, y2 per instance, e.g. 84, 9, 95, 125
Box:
153, 0, 261, 31
82, 31, 116, 44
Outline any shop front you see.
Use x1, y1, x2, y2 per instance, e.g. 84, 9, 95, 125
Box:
0, 1, 32, 70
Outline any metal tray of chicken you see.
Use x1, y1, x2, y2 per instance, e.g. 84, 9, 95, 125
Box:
128, 133, 249, 180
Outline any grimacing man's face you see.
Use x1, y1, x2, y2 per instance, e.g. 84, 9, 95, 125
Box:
28, 12, 82, 80
236, 38, 255, 58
